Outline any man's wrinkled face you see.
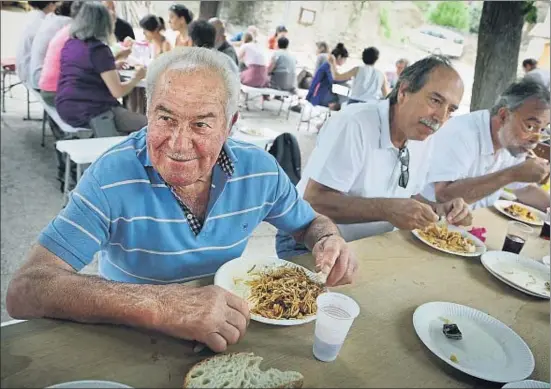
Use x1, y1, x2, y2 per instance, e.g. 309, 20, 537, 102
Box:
497, 98, 550, 157
396, 66, 464, 142
147, 69, 232, 187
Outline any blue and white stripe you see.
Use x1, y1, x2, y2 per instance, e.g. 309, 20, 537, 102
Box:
39, 129, 315, 284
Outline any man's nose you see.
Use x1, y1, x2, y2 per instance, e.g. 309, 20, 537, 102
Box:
169, 126, 193, 150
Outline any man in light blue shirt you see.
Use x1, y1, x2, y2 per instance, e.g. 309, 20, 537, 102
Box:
7, 47, 357, 353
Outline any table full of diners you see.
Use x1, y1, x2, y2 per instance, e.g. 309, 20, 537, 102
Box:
1, 208, 549, 388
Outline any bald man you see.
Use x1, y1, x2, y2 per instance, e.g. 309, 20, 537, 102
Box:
209, 17, 238, 65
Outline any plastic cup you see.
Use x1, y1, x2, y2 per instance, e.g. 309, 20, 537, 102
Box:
312, 292, 360, 362
502, 221, 533, 254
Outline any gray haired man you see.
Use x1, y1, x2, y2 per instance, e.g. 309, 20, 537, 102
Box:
422, 79, 550, 211
7, 48, 357, 353
276, 55, 473, 258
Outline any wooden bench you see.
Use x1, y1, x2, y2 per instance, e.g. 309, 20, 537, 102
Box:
240, 84, 296, 119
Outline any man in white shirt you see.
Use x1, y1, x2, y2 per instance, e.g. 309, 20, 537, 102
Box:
522, 58, 550, 90
422, 79, 550, 212
15, 1, 58, 86
276, 56, 472, 258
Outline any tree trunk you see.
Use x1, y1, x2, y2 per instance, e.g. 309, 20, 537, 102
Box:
199, 1, 221, 20
470, 1, 525, 112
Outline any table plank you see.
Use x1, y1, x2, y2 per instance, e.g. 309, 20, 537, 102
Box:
1, 208, 548, 388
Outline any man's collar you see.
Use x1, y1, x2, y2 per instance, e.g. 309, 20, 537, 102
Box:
139, 138, 237, 177
479, 109, 495, 156
378, 99, 395, 150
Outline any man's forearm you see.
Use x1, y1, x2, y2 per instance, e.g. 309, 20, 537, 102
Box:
7, 256, 161, 329
305, 188, 397, 225
293, 214, 340, 251
514, 184, 550, 212
435, 169, 516, 205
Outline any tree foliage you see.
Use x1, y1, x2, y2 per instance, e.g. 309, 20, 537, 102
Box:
429, 1, 469, 31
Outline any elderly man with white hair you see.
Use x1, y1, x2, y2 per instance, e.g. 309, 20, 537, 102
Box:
422, 79, 550, 211
6, 48, 357, 353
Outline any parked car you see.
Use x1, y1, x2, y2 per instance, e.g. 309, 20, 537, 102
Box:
408, 25, 465, 58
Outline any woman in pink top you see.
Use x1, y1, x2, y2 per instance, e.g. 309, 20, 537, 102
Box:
39, 1, 84, 106
238, 32, 269, 88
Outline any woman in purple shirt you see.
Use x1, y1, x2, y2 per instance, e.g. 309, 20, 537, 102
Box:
56, 1, 146, 135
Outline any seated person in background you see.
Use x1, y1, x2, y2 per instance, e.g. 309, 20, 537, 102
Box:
422, 79, 550, 212
168, 3, 194, 47
306, 43, 349, 111
6, 47, 357, 354
29, 1, 74, 91
187, 20, 216, 49
268, 37, 296, 92
328, 46, 389, 104
140, 14, 171, 58
230, 25, 258, 48
56, 2, 146, 135
387, 58, 409, 90
209, 17, 238, 66
268, 25, 287, 50
103, 0, 135, 42
314, 41, 330, 72
238, 32, 269, 88
522, 58, 550, 90
16, 1, 58, 86
39, 1, 84, 107
276, 56, 472, 258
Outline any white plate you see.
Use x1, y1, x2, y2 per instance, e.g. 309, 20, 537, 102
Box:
481, 251, 550, 299
412, 225, 487, 257
494, 200, 545, 226
542, 255, 550, 267
413, 302, 534, 383
502, 380, 550, 388
47, 381, 132, 388
214, 256, 324, 326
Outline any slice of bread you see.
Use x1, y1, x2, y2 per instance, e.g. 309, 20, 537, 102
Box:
183, 352, 303, 388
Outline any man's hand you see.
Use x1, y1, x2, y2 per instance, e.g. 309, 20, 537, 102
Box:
312, 235, 358, 287
156, 285, 250, 353
511, 158, 550, 184
386, 199, 439, 230
134, 65, 147, 80
434, 198, 472, 226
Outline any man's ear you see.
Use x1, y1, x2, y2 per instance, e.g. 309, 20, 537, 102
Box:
397, 81, 409, 104
497, 107, 509, 125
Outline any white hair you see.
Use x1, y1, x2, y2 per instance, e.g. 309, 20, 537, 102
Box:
145, 47, 240, 125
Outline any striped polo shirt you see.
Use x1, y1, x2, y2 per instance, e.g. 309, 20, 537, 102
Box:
38, 129, 316, 284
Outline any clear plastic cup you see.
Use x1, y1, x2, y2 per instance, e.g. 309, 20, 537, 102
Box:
312, 292, 360, 362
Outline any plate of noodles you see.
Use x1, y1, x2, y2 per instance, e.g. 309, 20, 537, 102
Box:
494, 200, 544, 226
214, 256, 327, 326
412, 223, 487, 257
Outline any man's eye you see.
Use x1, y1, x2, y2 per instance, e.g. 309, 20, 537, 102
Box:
526, 125, 535, 132
159, 115, 173, 122
196, 122, 211, 128
430, 97, 441, 105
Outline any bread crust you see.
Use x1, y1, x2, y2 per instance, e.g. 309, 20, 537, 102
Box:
182, 352, 303, 388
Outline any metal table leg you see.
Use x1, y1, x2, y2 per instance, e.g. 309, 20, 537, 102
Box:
63, 153, 70, 206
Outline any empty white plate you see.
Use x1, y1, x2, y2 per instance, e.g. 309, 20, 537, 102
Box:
494, 200, 545, 226
413, 302, 534, 383
502, 380, 550, 388
47, 381, 132, 388
214, 256, 324, 326
481, 251, 550, 299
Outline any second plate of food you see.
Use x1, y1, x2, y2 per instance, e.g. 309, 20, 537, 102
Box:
214, 256, 326, 326
412, 223, 487, 257
494, 200, 545, 226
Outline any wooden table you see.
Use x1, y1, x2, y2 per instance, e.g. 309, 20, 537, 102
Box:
1, 208, 549, 388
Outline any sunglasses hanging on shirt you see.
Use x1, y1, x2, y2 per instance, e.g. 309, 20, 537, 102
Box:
398, 146, 410, 189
